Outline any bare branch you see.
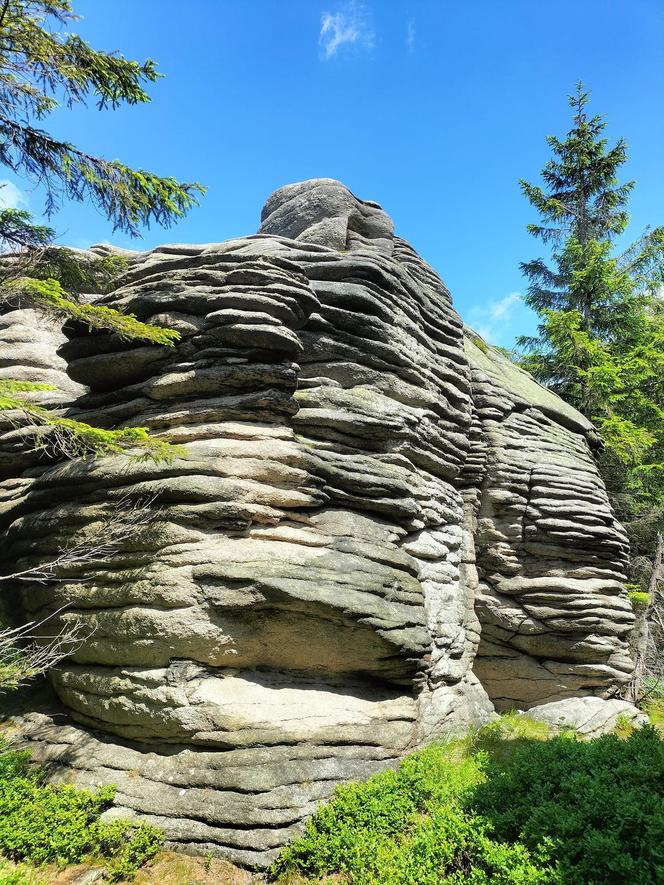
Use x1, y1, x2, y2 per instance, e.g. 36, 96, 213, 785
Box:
0, 495, 161, 690
0, 606, 91, 691
0, 494, 160, 584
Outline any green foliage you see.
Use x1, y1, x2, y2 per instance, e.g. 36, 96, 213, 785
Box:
627, 587, 651, 609
0, 207, 52, 252
0, 232, 181, 467
0, 1, 196, 472
0, 380, 182, 462
467, 331, 489, 354
472, 726, 664, 883
0, 380, 54, 410
518, 84, 664, 516
0, 644, 34, 691
0, 859, 45, 884
0, 738, 162, 880
271, 735, 559, 884
20, 246, 130, 295
97, 821, 163, 883
519, 82, 632, 253
0, 1, 205, 234
6, 276, 179, 345
39, 415, 184, 462
272, 719, 664, 885
645, 698, 664, 731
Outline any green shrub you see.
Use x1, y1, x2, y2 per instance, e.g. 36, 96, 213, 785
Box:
0, 859, 45, 885
272, 721, 664, 884
627, 587, 651, 608
471, 726, 664, 884
0, 739, 162, 880
271, 741, 559, 884
99, 820, 163, 883
643, 680, 664, 701
645, 697, 664, 735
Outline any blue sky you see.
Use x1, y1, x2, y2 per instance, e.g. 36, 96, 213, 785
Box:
3, 0, 663, 347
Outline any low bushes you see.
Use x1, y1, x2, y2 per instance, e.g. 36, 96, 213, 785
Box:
473, 723, 664, 883
272, 718, 664, 884
0, 739, 162, 881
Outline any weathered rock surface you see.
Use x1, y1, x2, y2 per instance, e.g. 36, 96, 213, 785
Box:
0, 307, 85, 479
463, 337, 634, 709
0, 180, 638, 867
521, 697, 648, 736
0, 245, 139, 478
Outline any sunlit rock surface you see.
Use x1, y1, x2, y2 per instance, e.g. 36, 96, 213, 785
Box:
0, 179, 636, 867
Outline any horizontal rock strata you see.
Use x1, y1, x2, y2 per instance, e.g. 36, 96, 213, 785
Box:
0, 179, 636, 867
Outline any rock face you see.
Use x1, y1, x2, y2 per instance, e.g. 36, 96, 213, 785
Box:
0, 180, 637, 867
0, 307, 84, 478
521, 696, 648, 737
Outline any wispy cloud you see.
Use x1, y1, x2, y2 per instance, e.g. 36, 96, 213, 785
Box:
467, 291, 523, 346
319, 1, 375, 60
0, 179, 27, 210
406, 17, 416, 53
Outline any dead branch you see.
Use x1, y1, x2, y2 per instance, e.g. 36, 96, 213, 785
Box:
0, 494, 159, 584
627, 532, 664, 701
0, 605, 91, 691
0, 495, 160, 689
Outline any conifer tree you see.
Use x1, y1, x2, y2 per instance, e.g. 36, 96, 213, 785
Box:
520, 83, 634, 332
518, 84, 664, 591
0, 0, 205, 460
519, 84, 663, 412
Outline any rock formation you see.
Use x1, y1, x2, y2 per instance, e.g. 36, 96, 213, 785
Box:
0, 180, 637, 867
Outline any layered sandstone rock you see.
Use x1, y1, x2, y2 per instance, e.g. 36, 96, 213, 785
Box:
0, 180, 637, 867
463, 338, 634, 709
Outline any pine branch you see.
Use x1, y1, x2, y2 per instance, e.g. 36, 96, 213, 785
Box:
0, 382, 184, 462
0, 2, 160, 111
3, 276, 180, 345
0, 116, 205, 235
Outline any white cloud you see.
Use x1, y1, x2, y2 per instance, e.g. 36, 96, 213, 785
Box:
489, 290, 521, 321
319, 1, 375, 60
0, 180, 27, 210
467, 291, 523, 346
406, 17, 416, 53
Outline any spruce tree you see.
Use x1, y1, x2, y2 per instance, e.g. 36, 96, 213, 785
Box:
0, 0, 205, 460
518, 84, 664, 587
519, 84, 636, 372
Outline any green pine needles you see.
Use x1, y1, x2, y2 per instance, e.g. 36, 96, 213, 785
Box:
0, 0, 204, 466
518, 84, 664, 516
0, 380, 182, 462
6, 276, 179, 345
0, 1, 205, 234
